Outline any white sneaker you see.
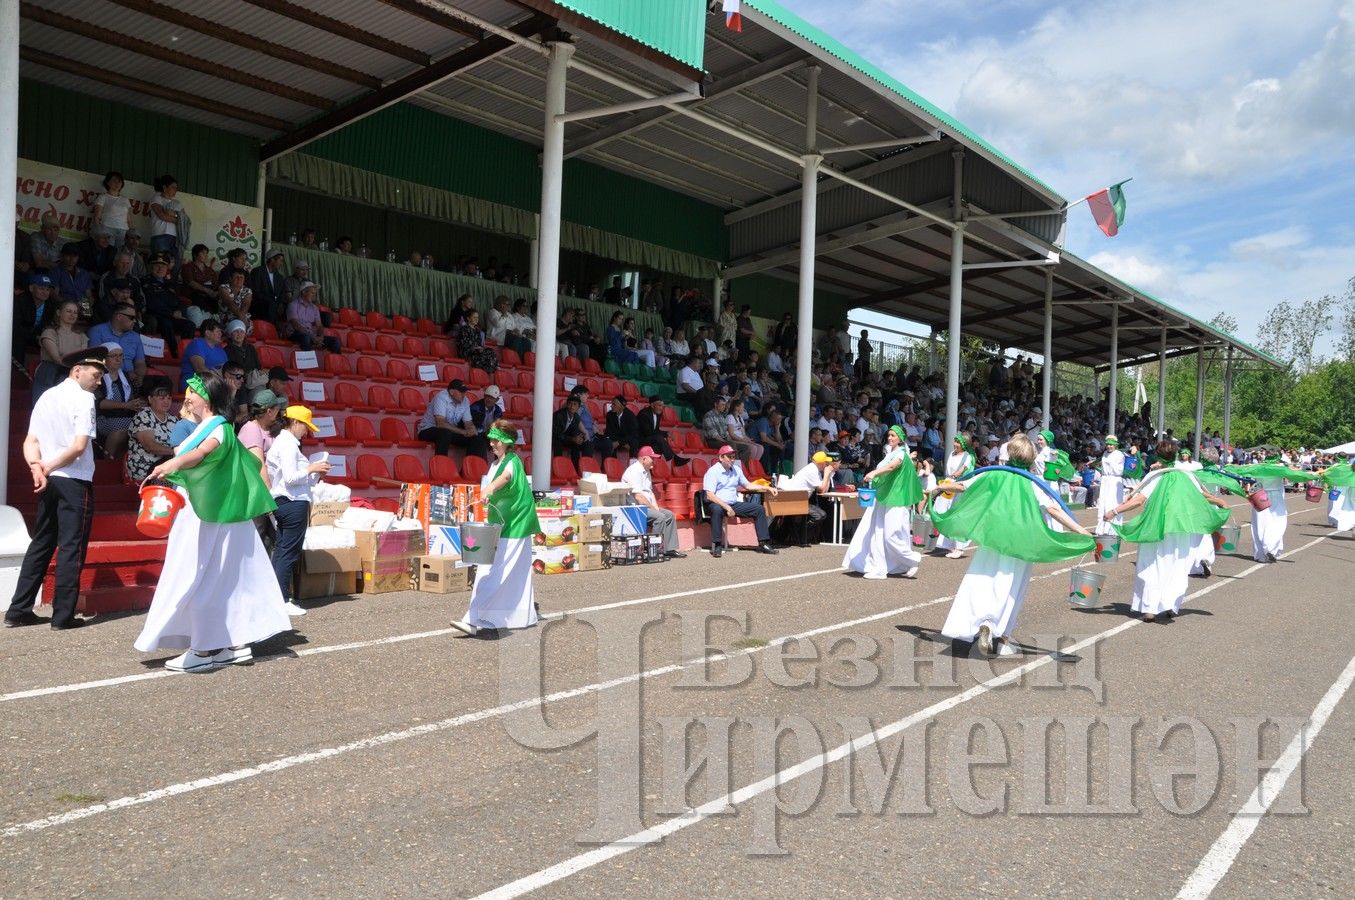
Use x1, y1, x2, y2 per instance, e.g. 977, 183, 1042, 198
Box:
165, 650, 226, 673
282, 601, 308, 617
220, 646, 253, 665
902, 566, 919, 579
863, 572, 887, 580
449, 619, 479, 637
945, 550, 965, 559
995, 639, 1022, 657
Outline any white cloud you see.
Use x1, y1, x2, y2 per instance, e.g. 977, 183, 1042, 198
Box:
1085, 251, 1177, 297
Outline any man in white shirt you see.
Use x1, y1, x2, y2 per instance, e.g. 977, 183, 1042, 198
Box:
622, 446, 686, 558
6, 348, 106, 630
783, 450, 837, 537
677, 355, 704, 400
418, 378, 486, 458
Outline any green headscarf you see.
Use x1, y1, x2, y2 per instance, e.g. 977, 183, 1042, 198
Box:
1039, 429, 1055, 446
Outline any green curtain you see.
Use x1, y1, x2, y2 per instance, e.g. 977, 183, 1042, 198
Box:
285, 245, 664, 338
269, 153, 722, 281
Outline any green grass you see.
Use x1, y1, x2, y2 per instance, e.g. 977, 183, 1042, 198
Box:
731, 637, 769, 649
56, 793, 105, 805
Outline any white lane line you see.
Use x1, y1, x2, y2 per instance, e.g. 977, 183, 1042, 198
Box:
0, 550, 1118, 838
0, 567, 847, 703
1176, 648, 1355, 899
472, 531, 1334, 900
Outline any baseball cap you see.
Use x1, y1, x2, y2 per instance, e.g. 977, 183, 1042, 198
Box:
483, 385, 501, 400
266, 247, 285, 261
285, 405, 319, 432
838, 430, 850, 438
294, 259, 310, 269
637, 446, 658, 459
717, 444, 735, 457
811, 451, 833, 464
226, 319, 247, 334
28, 273, 53, 288
446, 379, 467, 392
268, 366, 291, 382
252, 389, 287, 409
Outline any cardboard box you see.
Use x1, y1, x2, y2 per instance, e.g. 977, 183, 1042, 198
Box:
302, 547, 362, 574
533, 513, 613, 547
361, 557, 416, 594
417, 556, 473, 594
577, 542, 610, 571
426, 523, 462, 558
765, 489, 810, 517
577, 480, 631, 507
308, 500, 350, 527
591, 505, 648, 536
296, 570, 360, 600
530, 543, 580, 575
353, 528, 427, 567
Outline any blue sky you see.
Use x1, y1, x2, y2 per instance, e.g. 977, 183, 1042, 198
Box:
782, 0, 1355, 356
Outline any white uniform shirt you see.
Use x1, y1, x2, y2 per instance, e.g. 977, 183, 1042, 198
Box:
621, 459, 654, 503
678, 366, 703, 394
786, 462, 828, 493
266, 429, 318, 502
29, 377, 96, 481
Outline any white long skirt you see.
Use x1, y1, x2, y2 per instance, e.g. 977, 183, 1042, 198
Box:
1328, 488, 1355, 532
1095, 475, 1125, 536
1250, 487, 1287, 561
135, 498, 292, 652
842, 504, 921, 578
1187, 532, 1216, 575
463, 536, 538, 630
1131, 533, 1193, 616
941, 547, 1032, 641
932, 493, 970, 551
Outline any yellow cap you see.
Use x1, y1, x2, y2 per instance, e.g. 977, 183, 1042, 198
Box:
285, 405, 319, 432
812, 451, 833, 464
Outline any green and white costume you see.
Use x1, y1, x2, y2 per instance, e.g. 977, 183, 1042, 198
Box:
843, 429, 923, 579
462, 451, 541, 630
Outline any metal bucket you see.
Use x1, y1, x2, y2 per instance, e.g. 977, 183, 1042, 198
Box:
1212, 523, 1241, 553
460, 522, 502, 565
857, 488, 876, 508
1068, 566, 1106, 607
1304, 484, 1323, 503
911, 514, 936, 553
1094, 536, 1121, 562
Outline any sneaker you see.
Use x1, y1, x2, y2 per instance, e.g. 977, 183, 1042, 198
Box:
4, 611, 45, 628
220, 646, 253, 665
863, 572, 887, 580
902, 566, 919, 579
449, 619, 479, 637
945, 550, 965, 559
995, 638, 1022, 657
1265, 552, 1277, 563
977, 624, 993, 656
710, 545, 723, 558
281, 601, 308, 617
165, 650, 226, 673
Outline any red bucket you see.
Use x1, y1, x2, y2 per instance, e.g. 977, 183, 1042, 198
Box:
136, 485, 185, 538
1304, 484, 1323, 503
1246, 487, 1271, 512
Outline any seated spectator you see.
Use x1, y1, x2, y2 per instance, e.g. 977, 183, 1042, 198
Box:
469, 385, 504, 437
141, 253, 193, 355
283, 259, 310, 301
627, 318, 656, 368
217, 247, 249, 286
605, 395, 640, 456
677, 355, 703, 402
94, 343, 145, 457
248, 248, 289, 324
636, 395, 687, 464
605, 311, 638, 365
418, 378, 486, 458
703, 446, 779, 556
266, 366, 292, 402
703, 395, 737, 456
441, 294, 478, 334
750, 408, 788, 475
12, 273, 52, 365
286, 282, 340, 353
98, 251, 144, 321
622, 447, 685, 558
77, 225, 117, 278
218, 269, 253, 326
661, 326, 689, 367
725, 399, 763, 463
570, 385, 612, 458
180, 318, 227, 389
224, 318, 261, 378
509, 297, 536, 351
555, 307, 589, 361
33, 299, 87, 404
29, 212, 64, 271
122, 228, 147, 279
643, 327, 664, 369
125, 375, 178, 484
53, 243, 94, 315
180, 243, 219, 311
551, 393, 592, 467
783, 450, 838, 537
457, 309, 498, 375
87, 303, 147, 390
222, 361, 249, 426
487, 295, 524, 355
835, 430, 865, 487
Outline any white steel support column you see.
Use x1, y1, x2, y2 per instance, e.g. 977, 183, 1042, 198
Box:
528, 214, 540, 289
1222, 347, 1234, 452
0, 0, 18, 505
792, 66, 820, 470
927, 327, 938, 374
1157, 328, 1167, 437
712, 276, 724, 314
943, 149, 964, 453
1040, 269, 1053, 430
1193, 347, 1206, 458
530, 41, 573, 489
1107, 304, 1119, 434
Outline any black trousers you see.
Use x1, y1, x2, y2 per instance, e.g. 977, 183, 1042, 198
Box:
271, 497, 309, 601
7, 477, 93, 627
420, 427, 487, 459
707, 498, 770, 545
641, 432, 679, 461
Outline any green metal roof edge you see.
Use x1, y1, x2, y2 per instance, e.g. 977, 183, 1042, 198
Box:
1060, 251, 1284, 368
744, 0, 1065, 203
550, 1, 706, 71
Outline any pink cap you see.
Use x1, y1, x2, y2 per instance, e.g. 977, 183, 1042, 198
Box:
717, 444, 735, 457
637, 445, 658, 459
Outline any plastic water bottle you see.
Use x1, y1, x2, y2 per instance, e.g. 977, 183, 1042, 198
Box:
359, 243, 369, 258
288, 230, 297, 245
319, 237, 328, 251
386, 250, 396, 263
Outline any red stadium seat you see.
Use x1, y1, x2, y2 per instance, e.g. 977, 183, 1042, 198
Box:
385, 359, 413, 383
392, 315, 415, 334
461, 455, 489, 483
346, 331, 372, 353
338, 308, 363, 328
251, 320, 279, 342
355, 454, 390, 486
356, 356, 393, 383
415, 318, 438, 335
380, 417, 426, 448
467, 367, 491, 388
652, 459, 671, 481
689, 458, 709, 479
344, 416, 391, 448
560, 356, 582, 373
585, 376, 604, 395
523, 351, 536, 368
368, 385, 398, 410
325, 354, 352, 377
517, 371, 534, 391
499, 348, 522, 368
334, 382, 376, 412
402, 337, 427, 359
375, 334, 408, 358
398, 387, 426, 414
603, 457, 624, 481
257, 345, 285, 370
322, 417, 359, 448
428, 338, 453, 358
508, 395, 532, 418
441, 361, 469, 383
429, 455, 459, 484
365, 311, 390, 331
393, 454, 428, 483
552, 457, 580, 482
601, 377, 622, 396
579, 456, 600, 474
583, 358, 602, 375
621, 381, 640, 401
660, 406, 678, 427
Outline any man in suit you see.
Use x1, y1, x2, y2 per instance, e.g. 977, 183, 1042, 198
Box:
248, 248, 289, 324
637, 395, 687, 464
551, 393, 591, 467
604, 395, 640, 456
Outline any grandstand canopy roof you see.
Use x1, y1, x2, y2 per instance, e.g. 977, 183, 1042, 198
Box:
16, 0, 1278, 371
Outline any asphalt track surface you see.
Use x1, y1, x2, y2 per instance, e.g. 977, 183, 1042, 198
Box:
1, 497, 1350, 898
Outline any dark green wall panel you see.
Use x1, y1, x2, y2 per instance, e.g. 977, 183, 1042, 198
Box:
18, 79, 260, 206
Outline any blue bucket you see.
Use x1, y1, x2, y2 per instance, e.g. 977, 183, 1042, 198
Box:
857, 488, 876, 508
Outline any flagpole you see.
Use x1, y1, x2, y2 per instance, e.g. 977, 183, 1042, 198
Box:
1067, 177, 1132, 212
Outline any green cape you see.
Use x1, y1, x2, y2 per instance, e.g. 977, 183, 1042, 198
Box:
1230, 461, 1311, 482
1043, 448, 1076, 482
487, 452, 540, 539
874, 446, 923, 507
1114, 469, 1229, 543
1196, 465, 1247, 497
931, 469, 1094, 563
1320, 464, 1355, 488
167, 417, 277, 523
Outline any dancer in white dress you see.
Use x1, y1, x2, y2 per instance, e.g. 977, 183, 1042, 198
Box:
1231, 457, 1309, 562
134, 371, 291, 672
1321, 460, 1355, 534
934, 434, 976, 558
842, 426, 921, 579
1095, 435, 1126, 538
935, 434, 1093, 656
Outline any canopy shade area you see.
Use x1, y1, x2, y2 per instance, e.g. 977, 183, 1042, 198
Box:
8, 0, 1279, 487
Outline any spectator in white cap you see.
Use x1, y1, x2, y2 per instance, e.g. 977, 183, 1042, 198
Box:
284, 258, 311, 301
286, 281, 340, 353
470, 384, 504, 436
224, 318, 261, 378
93, 342, 143, 457
622, 446, 686, 558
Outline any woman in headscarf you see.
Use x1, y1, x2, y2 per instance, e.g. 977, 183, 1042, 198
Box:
1094, 435, 1126, 540
134, 371, 291, 672
1109, 440, 1230, 622
933, 434, 1094, 656
842, 424, 922, 580
450, 419, 540, 636
933, 432, 977, 559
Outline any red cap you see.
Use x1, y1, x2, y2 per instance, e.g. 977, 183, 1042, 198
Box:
717, 444, 735, 457
637, 445, 658, 459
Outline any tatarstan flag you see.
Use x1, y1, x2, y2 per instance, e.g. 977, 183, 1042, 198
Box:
723, 0, 743, 32
1086, 181, 1128, 237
